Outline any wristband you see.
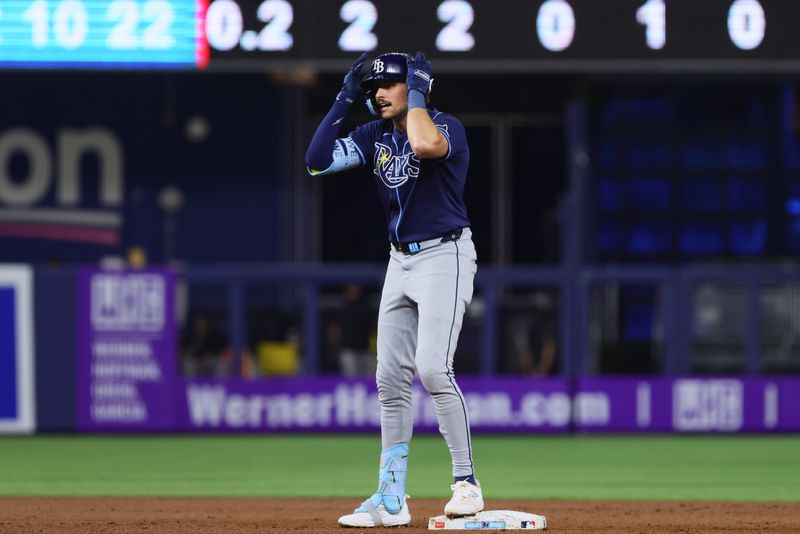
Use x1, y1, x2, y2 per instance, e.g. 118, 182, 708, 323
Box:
408, 89, 426, 110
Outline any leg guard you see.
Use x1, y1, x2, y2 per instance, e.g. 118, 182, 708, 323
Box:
356, 442, 408, 514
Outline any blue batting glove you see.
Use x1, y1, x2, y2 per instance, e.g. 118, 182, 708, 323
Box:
337, 52, 369, 104
406, 51, 433, 96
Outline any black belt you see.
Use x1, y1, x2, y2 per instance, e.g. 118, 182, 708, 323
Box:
392, 228, 464, 255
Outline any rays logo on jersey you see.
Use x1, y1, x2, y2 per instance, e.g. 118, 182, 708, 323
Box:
373, 142, 420, 188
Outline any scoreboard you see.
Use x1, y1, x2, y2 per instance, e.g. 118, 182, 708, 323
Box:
1, 0, 799, 72
0, 0, 203, 68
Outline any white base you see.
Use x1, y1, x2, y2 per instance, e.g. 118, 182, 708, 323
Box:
429, 510, 547, 530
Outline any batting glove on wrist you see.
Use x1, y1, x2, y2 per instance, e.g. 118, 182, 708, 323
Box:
406, 51, 433, 96
337, 52, 369, 104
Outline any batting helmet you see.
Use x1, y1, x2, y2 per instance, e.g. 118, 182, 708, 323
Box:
361, 52, 409, 115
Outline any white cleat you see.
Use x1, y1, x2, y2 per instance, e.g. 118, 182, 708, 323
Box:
444, 480, 484, 518
338, 495, 411, 528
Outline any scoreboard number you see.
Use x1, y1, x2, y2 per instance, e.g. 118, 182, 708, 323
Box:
206, 0, 293, 52
636, 0, 665, 50
727, 0, 765, 51
536, 0, 575, 52
338, 0, 377, 52
436, 0, 474, 52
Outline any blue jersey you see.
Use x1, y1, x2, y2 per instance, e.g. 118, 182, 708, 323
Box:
348, 109, 470, 243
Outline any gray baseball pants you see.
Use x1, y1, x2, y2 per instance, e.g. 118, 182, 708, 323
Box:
376, 228, 477, 478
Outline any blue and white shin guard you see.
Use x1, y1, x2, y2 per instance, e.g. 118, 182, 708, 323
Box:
356, 443, 408, 514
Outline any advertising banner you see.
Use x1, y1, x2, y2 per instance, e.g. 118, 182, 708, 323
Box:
176, 376, 800, 434
576, 377, 800, 432
0, 265, 35, 433
177, 377, 573, 433
77, 268, 176, 431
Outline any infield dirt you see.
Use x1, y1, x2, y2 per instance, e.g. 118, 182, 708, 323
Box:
1, 498, 799, 533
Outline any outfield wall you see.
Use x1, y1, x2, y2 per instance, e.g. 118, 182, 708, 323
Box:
3, 264, 800, 434
169, 377, 800, 434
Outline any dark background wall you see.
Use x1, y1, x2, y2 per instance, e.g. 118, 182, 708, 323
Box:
0, 73, 284, 264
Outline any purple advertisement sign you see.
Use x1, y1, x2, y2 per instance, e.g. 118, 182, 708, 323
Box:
576, 377, 800, 433
176, 378, 572, 433
77, 268, 176, 431
175, 376, 800, 433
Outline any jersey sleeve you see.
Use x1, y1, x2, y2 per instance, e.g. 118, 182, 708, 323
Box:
306, 117, 381, 176
348, 120, 380, 166
307, 137, 363, 176
431, 112, 467, 161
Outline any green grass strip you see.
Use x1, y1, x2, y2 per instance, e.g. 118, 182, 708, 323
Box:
0, 435, 798, 501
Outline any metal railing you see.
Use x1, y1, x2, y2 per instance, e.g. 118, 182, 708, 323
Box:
181, 263, 800, 376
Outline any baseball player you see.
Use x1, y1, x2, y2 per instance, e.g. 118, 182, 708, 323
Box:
305, 51, 483, 528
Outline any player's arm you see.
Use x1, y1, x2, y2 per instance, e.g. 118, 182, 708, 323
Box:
407, 107, 448, 159
306, 134, 365, 176
305, 53, 369, 175
405, 52, 448, 160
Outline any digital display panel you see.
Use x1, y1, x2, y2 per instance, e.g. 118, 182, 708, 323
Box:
1, 0, 800, 72
203, 0, 800, 72
0, 0, 205, 68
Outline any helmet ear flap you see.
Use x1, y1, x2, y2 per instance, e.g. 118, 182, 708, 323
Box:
365, 91, 380, 115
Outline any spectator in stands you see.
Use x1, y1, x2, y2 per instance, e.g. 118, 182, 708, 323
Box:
180, 313, 228, 377
516, 292, 559, 376
327, 284, 376, 375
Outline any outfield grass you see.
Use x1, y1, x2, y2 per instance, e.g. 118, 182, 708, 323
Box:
0, 435, 798, 501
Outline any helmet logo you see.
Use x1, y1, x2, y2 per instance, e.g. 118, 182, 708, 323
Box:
372, 59, 385, 74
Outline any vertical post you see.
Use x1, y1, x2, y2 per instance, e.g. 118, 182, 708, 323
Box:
674, 274, 692, 375
575, 277, 591, 375
563, 100, 590, 376
480, 278, 498, 376
559, 277, 574, 378
746, 281, 761, 374
563, 101, 590, 269
284, 86, 318, 263
227, 281, 245, 377
492, 118, 511, 264
662, 278, 677, 375
303, 283, 320, 374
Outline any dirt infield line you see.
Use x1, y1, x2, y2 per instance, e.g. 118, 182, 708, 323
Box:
1, 497, 799, 533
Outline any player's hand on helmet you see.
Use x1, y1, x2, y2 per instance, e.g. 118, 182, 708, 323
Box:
406, 51, 433, 96
337, 52, 369, 104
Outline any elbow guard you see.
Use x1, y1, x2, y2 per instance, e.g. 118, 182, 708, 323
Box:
307, 137, 364, 176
